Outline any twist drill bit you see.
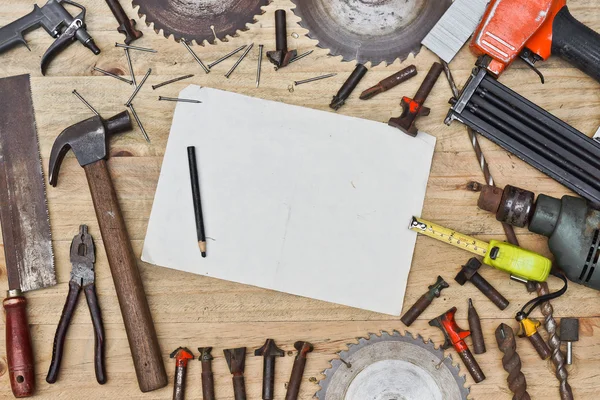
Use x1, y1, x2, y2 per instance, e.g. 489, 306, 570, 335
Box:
285, 341, 314, 400
468, 298, 486, 354
538, 282, 573, 400
255, 339, 285, 400
440, 61, 535, 292
400, 276, 449, 327
198, 347, 215, 400
360, 65, 417, 100
224, 347, 247, 400
495, 323, 531, 400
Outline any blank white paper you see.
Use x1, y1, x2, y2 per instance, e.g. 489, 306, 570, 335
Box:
142, 86, 436, 315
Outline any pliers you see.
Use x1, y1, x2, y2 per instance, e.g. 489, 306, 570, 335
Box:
46, 225, 106, 384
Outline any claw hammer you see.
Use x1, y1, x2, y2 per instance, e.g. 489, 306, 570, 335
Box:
48, 111, 168, 392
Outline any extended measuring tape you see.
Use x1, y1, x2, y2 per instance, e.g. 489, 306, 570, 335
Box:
409, 216, 552, 282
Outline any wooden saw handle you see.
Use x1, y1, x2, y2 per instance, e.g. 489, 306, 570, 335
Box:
4, 293, 35, 397
84, 159, 167, 392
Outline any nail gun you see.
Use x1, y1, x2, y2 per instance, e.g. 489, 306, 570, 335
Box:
471, 0, 600, 83
0, 0, 100, 75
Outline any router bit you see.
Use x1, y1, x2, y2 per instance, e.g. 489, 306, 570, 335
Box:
285, 341, 314, 400
330, 64, 368, 110
224, 347, 247, 400
170, 347, 194, 400
560, 318, 579, 365
468, 299, 486, 354
267, 10, 297, 68
495, 323, 531, 400
255, 339, 285, 400
198, 347, 215, 400
516, 314, 551, 360
455, 258, 510, 310
360, 65, 417, 100
400, 276, 449, 327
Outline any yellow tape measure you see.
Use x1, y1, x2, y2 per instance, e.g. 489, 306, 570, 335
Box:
409, 216, 552, 282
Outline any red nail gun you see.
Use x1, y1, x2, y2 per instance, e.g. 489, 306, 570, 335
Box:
470, 0, 600, 83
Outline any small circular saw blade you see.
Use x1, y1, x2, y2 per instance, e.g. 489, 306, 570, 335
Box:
317, 331, 469, 400
132, 0, 270, 44
291, 0, 451, 65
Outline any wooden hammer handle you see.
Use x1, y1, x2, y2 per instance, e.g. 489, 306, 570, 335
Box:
4, 294, 35, 397
84, 159, 167, 392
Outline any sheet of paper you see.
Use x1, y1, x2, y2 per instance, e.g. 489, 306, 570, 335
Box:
142, 86, 436, 315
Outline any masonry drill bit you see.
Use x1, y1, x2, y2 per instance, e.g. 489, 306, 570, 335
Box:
92, 67, 133, 85
152, 75, 195, 90
256, 45, 264, 88
125, 68, 151, 106
538, 282, 573, 400
294, 73, 337, 86
72, 90, 99, 116
225, 43, 254, 79
495, 323, 531, 400
198, 347, 215, 400
468, 298, 486, 354
124, 48, 136, 86
182, 40, 210, 74
208, 45, 247, 69
115, 43, 157, 53
441, 60, 534, 291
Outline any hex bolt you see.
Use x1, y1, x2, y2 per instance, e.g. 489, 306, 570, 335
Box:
255, 339, 284, 400
284, 341, 314, 400
455, 258, 510, 310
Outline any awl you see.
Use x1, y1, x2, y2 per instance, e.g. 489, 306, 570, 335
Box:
0, 74, 57, 398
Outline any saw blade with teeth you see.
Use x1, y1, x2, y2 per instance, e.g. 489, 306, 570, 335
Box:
291, 0, 452, 65
317, 331, 469, 400
133, 0, 270, 44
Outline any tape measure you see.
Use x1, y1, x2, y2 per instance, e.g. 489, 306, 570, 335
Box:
409, 216, 552, 282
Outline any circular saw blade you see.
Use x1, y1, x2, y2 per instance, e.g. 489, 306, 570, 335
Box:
291, 0, 451, 65
133, 0, 270, 44
317, 331, 469, 400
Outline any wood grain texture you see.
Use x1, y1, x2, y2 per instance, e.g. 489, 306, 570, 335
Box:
0, 0, 600, 399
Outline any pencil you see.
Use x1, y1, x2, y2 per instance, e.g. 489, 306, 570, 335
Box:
187, 146, 207, 257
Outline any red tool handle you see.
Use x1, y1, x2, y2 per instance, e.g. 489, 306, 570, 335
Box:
4, 293, 35, 398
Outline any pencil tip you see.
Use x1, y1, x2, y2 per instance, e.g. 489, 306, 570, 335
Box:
201, 252, 207, 258
199, 241, 207, 255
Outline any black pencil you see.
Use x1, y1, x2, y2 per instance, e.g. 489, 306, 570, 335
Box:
187, 146, 207, 257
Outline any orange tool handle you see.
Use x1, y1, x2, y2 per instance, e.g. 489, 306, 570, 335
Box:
4, 293, 35, 398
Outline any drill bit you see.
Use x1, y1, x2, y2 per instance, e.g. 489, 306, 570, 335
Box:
468, 298, 486, 354
495, 323, 531, 400
441, 60, 535, 292
538, 282, 573, 400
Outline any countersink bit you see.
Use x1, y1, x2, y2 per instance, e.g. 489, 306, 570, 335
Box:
208, 45, 247, 69
516, 314, 551, 360
560, 318, 580, 365
125, 68, 152, 106
495, 323, 531, 400
267, 10, 297, 68
225, 43, 254, 79
455, 258, 510, 310
400, 276, 448, 327
124, 48, 136, 87
330, 64, 368, 110
224, 347, 247, 400
92, 67, 133, 85
284, 341, 314, 400
256, 45, 264, 87
360, 65, 417, 100
115, 43, 157, 53
152, 75, 195, 90
198, 347, 215, 400
468, 299, 486, 354
294, 73, 337, 86
170, 347, 194, 400
182, 40, 210, 74
72, 90, 99, 116
255, 339, 285, 400
538, 282, 573, 400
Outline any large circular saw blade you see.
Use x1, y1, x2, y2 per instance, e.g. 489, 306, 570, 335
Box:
133, 0, 270, 44
291, 0, 451, 65
317, 331, 469, 400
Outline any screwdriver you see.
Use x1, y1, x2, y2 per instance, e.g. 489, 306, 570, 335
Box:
409, 216, 552, 282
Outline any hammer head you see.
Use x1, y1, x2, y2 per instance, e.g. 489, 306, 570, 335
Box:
49, 111, 132, 187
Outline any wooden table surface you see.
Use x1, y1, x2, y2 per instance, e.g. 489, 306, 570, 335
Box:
1, 0, 600, 399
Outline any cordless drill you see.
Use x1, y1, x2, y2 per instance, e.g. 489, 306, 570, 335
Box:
471, 0, 600, 83
478, 184, 600, 290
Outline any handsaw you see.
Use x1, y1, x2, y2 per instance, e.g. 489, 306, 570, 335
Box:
0, 74, 56, 397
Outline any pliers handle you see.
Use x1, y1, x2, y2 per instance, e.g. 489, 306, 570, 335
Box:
46, 275, 105, 384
